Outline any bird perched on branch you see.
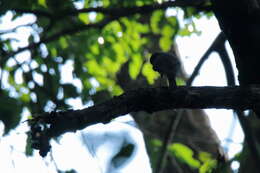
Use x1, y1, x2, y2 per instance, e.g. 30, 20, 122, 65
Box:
150, 52, 180, 88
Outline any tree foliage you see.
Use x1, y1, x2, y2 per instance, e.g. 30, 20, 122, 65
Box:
1, 0, 260, 172
0, 0, 210, 134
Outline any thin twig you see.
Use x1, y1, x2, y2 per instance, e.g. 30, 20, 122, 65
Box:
11, 8, 52, 18
5, 18, 112, 58
155, 110, 184, 173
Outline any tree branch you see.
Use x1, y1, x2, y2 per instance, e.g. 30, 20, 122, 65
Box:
11, 0, 209, 18
62, 0, 210, 17
11, 8, 52, 18
5, 18, 112, 58
36, 86, 260, 138
7, 0, 211, 59
186, 32, 226, 86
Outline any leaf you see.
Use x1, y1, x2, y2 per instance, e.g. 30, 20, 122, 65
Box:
151, 139, 162, 147
159, 36, 172, 51
199, 159, 217, 173
111, 85, 123, 96
167, 17, 178, 27
199, 152, 213, 162
85, 60, 106, 76
150, 10, 164, 33
89, 43, 100, 55
168, 143, 201, 169
102, 57, 121, 74
59, 37, 68, 49
146, 139, 162, 168
198, 152, 217, 173
176, 77, 186, 86
162, 25, 174, 37
38, 0, 47, 8
20, 93, 30, 102
78, 13, 89, 24
129, 54, 142, 79
179, 27, 190, 36
142, 62, 159, 84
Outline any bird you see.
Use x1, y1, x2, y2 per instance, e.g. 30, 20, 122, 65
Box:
150, 52, 180, 88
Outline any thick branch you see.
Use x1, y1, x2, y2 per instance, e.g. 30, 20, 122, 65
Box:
63, 0, 210, 17
212, 0, 260, 85
11, 0, 208, 18
40, 86, 260, 138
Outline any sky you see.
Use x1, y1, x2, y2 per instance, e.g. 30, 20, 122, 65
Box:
0, 8, 243, 173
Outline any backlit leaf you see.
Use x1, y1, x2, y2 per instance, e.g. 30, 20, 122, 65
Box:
142, 62, 159, 84
38, 0, 47, 8
168, 143, 201, 169
151, 10, 164, 33
129, 54, 142, 79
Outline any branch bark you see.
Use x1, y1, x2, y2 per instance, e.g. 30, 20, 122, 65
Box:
39, 86, 260, 138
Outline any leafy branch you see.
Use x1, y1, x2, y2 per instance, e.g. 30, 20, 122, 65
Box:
6, 0, 211, 59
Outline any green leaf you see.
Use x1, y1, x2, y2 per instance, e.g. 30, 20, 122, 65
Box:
78, 13, 89, 24
112, 43, 125, 61
89, 43, 100, 55
198, 152, 217, 173
151, 139, 162, 147
20, 93, 30, 102
199, 152, 212, 162
146, 138, 162, 169
167, 17, 178, 27
38, 0, 47, 8
199, 159, 217, 173
102, 57, 121, 74
111, 85, 123, 96
159, 36, 172, 51
178, 27, 191, 37
142, 62, 159, 84
85, 60, 106, 76
168, 143, 201, 169
50, 47, 58, 57
176, 77, 186, 86
59, 37, 68, 49
129, 54, 142, 79
162, 25, 174, 37
150, 10, 164, 33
